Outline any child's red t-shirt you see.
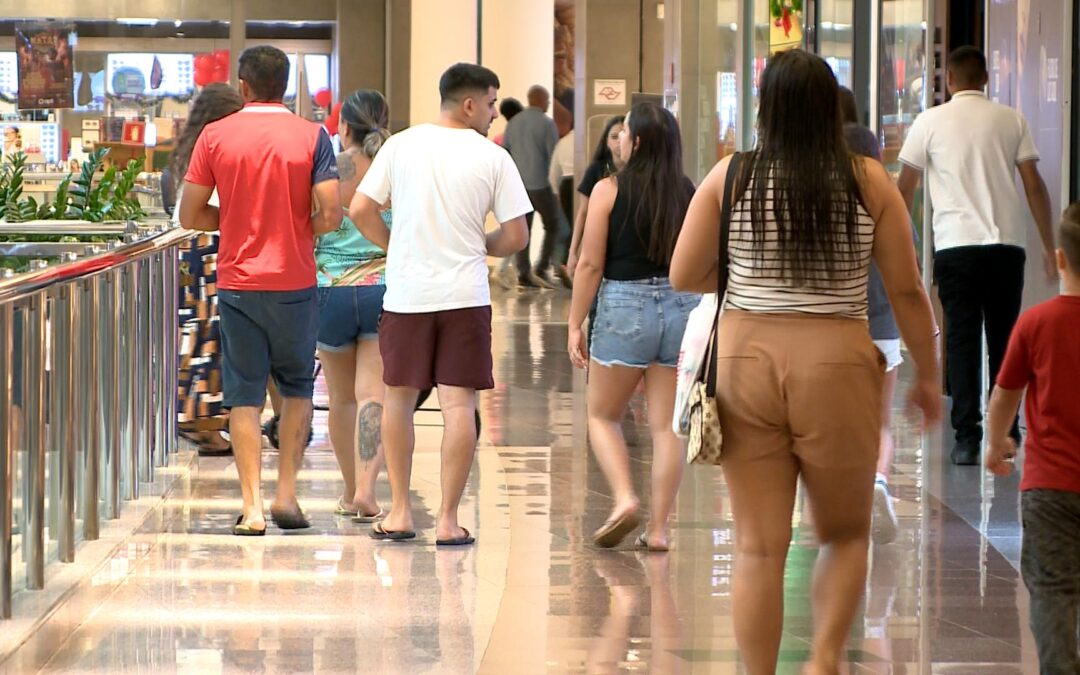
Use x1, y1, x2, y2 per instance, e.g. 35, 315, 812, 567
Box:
997, 295, 1080, 493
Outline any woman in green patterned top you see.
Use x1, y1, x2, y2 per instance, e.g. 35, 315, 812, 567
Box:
315, 90, 392, 522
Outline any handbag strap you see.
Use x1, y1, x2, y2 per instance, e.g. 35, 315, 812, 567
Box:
705, 152, 742, 398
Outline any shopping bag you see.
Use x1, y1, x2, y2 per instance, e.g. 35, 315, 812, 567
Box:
672, 293, 718, 437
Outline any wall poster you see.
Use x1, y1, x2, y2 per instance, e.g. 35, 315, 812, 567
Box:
15, 22, 76, 110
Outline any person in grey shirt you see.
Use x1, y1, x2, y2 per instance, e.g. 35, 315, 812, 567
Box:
504, 85, 568, 288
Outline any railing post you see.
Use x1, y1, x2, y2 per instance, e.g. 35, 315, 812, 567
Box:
24, 290, 46, 589
121, 263, 138, 501
81, 275, 100, 541
136, 258, 153, 484
51, 280, 77, 564
0, 298, 14, 617
151, 251, 168, 469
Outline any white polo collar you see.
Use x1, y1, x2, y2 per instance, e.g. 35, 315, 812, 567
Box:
951, 90, 987, 100
240, 102, 292, 114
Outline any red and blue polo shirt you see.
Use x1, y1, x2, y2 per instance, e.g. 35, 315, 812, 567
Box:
185, 102, 338, 291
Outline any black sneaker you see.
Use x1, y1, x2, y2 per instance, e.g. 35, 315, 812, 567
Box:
950, 439, 980, 466
518, 273, 540, 288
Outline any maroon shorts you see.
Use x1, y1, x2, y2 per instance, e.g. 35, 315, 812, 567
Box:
379, 306, 494, 391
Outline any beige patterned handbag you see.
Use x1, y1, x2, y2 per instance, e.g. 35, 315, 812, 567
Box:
685, 153, 742, 466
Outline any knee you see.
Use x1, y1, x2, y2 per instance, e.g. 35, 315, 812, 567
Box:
734, 528, 792, 564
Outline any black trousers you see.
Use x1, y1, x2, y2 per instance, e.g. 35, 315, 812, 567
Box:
516, 187, 562, 275
933, 244, 1025, 444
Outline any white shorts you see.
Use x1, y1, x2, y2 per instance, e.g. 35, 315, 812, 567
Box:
873, 338, 903, 373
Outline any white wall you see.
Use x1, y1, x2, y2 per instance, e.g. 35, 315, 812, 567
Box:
409, 0, 477, 125
482, 0, 555, 139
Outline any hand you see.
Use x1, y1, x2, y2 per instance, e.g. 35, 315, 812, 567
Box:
1043, 250, 1060, 283
568, 325, 589, 369
985, 437, 1017, 476
566, 250, 578, 279
906, 377, 943, 430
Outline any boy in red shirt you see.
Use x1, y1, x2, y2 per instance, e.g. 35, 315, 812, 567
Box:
987, 202, 1080, 674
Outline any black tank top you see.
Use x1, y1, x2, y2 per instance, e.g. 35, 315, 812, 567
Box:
604, 175, 695, 281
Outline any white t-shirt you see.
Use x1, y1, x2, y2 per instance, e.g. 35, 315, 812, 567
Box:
357, 123, 532, 313
898, 90, 1040, 252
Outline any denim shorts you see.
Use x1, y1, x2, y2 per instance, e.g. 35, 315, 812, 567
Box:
317, 285, 386, 351
217, 287, 319, 408
590, 278, 700, 368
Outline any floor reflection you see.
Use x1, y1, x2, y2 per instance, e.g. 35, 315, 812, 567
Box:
3, 289, 1042, 674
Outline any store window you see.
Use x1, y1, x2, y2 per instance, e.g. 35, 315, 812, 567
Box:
817, 0, 854, 89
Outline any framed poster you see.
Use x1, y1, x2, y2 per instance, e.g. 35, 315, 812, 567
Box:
15, 22, 76, 109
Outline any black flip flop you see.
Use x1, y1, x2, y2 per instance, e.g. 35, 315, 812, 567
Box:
270, 507, 311, 531
436, 527, 475, 547
369, 522, 416, 541
233, 515, 266, 537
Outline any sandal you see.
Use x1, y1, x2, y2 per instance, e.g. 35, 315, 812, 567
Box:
180, 431, 233, 457
593, 511, 641, 549
233, 515, 266, 537
634, 532, 670, 553
334, 499, 359, 517
369, 522, 416, 541
351, 508, 385, 524
436, 527, 475, 547
270, 507, 312, 531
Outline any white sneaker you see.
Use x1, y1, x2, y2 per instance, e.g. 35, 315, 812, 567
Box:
871, 480, 898, 545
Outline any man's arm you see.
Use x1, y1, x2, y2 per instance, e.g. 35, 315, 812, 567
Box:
177, 182, 219, 232
896, 164, 922, 215
486, 215, 529, 257
1017, 160, 1057, 281
311, 179, 343, 236
348, 191, 390, 250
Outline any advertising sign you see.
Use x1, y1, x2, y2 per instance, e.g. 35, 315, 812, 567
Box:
15, 23, 76, 109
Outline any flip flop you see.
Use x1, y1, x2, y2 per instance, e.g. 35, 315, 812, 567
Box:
233, 515, 266, 537
369, 522, 416, 541
270, 507, 311, 531
351, 509, 385, 524
634, 532, 670, 553
593, 511, 641, 549
334, 500, 359, 517
436, 527, 475, 547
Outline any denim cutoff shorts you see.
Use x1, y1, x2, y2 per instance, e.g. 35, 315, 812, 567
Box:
317, 285, 386, 351
590, 277, 701, 368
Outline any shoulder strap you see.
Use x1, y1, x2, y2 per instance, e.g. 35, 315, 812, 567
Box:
704, 152, 742, 398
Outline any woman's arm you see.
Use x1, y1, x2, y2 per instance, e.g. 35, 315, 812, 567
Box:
566, 193, 590, 278
670, 155, 733, 292
568, 178, 616, 368
862, 158, 943, 425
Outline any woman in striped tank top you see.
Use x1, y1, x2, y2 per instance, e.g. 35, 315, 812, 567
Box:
671, 50, 942, 675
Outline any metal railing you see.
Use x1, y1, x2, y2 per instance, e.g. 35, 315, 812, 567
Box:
0, 223, 192, 618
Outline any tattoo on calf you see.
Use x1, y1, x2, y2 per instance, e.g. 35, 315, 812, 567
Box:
359, 402, 383, 462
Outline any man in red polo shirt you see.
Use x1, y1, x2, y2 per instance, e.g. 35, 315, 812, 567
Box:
179, 45, 341, 536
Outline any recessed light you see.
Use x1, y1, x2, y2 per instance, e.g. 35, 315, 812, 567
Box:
117, 18, 159, 26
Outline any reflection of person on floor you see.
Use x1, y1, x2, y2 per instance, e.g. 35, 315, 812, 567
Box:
568, 102, 699, 552
986, 204, 1080, 675
671, 51, 941, 675
839, 86, 902, 545
897, 46, 1057, 466
179, 46, 342, 535
862, 544, 900, 674
315, 90, 393, 523
349, 63, 530, 545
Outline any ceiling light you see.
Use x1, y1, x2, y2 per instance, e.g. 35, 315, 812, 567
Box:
174, 20, 182, 28
117, 18, 159, 26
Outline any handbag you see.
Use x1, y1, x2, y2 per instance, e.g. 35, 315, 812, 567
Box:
686, 152, 742, 465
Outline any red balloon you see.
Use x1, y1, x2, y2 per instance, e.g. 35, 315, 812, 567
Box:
194, 69, 213, 87
213, 49, 230, 68
324, 102, 342, 135
194, 53, 214, 73
212, 65, 229, 83
313, 88, 332, 109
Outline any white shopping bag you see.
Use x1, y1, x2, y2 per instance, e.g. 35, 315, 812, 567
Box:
672, 293, 718, 437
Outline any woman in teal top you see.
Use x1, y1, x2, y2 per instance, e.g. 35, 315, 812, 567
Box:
315, 90, 391, 522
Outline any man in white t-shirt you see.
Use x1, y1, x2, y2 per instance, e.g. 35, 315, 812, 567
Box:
898, 46, 1056, 466
349, 63, 531, 545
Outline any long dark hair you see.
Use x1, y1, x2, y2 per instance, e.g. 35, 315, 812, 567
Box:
746, 50, 865, 285
617, 102, 690, 267
340, 89, 390, 158
172, 83, 244, 178
591, 114, 624, 168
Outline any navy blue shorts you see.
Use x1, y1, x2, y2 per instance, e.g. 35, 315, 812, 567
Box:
316, 285, 385, 351
217, 287, 319, 408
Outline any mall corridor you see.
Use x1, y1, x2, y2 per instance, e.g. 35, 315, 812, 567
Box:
0, 291, 1040, 674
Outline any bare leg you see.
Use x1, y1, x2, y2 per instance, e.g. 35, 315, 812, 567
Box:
722, 453, 800, 675
435, 384, 478, 541
318, 346, 359, 507
642, 365, 684, 550
266, 378, 283, 416
586, 364, 646, 525
229, 405, 265, 529
381, 384, 419, 532
271, 395, 312, 512
353, 339, 385, 514
801, 462, 876, 674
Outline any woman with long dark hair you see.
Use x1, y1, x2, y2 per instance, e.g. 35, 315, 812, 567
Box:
173, 83, 244, 456
315, 89, 392, 522
671, 50, 941, 674
568, 102, 698, 551
567, 115, 625, 277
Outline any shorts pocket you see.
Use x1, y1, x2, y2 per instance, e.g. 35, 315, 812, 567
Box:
597, 295, 644, 339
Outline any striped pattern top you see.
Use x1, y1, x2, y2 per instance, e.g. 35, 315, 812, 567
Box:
724, 175, 876, 319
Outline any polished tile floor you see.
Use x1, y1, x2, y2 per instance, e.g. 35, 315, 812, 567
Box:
4, 290, 1041, 674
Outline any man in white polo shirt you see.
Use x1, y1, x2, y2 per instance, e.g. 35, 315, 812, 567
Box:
898, 46, 1056, 466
